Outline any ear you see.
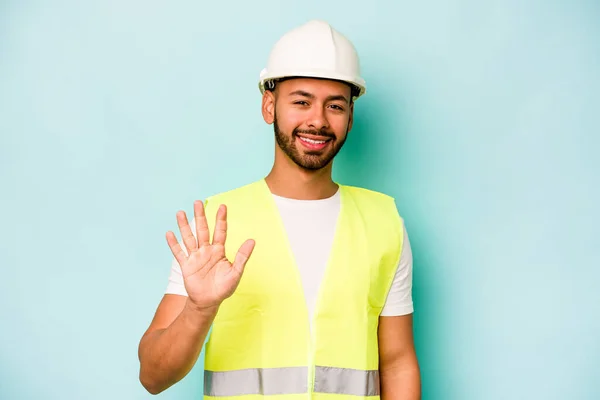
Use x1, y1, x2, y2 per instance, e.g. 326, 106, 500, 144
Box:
261, 91, 276, 124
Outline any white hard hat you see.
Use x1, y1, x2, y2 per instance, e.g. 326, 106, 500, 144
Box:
258, 20, 367, 100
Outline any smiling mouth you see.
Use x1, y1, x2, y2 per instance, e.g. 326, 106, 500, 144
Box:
298, 136, 331, 150
299, 136, 329, 144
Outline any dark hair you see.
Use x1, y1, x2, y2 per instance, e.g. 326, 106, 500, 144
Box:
265, 76, 360, 101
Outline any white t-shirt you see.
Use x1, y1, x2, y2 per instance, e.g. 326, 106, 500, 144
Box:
165, 189, 414, 319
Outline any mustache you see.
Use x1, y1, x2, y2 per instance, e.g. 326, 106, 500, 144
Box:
292, 128, 336, 140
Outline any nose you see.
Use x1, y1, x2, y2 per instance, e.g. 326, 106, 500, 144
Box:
306, 105, 330, 131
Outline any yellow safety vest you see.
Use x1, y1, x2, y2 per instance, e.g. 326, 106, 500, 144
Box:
202, 179, 403, 399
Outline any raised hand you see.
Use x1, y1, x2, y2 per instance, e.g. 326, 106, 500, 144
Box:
166, 200, 255, 310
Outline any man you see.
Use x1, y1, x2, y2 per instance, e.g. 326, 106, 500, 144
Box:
138, 20, 421, 399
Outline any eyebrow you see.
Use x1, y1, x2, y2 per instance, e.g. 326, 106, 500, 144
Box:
289, 90, 349, 104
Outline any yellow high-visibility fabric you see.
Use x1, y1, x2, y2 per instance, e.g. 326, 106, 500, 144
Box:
202, 179, 403, 399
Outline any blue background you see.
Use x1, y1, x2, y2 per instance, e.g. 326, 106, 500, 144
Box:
1, 1, 599, 399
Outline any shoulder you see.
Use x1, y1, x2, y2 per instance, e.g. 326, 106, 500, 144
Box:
341, 184, 399, 210
206, 180, 263, 203
341, 184, 404, 227
203, 180, 266, 219
343, 185, 394, 198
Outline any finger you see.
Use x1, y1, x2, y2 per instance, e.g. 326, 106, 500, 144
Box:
166, 231, 187, 267
232, 239, 255, 275
194, 200, 210, 247
176, 211, 197, 254
212, 204, 227, 246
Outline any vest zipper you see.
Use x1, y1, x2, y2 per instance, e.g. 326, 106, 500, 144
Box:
308, 332, 314, 398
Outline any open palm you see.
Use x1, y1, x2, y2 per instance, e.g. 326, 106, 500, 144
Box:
166, 200, 255, 310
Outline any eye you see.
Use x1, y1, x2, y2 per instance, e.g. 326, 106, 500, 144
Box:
294, 100, 309, 106
329, 104, 345, 111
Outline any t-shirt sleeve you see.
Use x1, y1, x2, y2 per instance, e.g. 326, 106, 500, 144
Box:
165, 257, 189, 296
380, 221, 414, 316
164, 218, 196, 297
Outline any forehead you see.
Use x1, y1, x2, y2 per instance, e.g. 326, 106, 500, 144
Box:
276, 77, 351, 98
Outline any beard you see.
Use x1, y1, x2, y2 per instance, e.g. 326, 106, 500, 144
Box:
273, 112, 349, 171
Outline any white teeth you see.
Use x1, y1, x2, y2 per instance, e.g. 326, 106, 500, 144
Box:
300, 137, 326, 144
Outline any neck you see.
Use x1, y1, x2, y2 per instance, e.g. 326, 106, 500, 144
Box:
264, 153, 338, 200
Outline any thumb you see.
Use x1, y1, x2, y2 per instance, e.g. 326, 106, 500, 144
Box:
232, 239, 255, 275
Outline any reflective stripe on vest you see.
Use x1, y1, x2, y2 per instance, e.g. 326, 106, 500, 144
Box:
314, 366, 380, 396
204, 366, 379, 397
204, 367, 307, 397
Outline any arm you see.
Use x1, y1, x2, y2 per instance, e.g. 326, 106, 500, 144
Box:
378, 221, 420, 398
138, 294, 216, 394
138, 201, 255, 395
378, 314, 421, 399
